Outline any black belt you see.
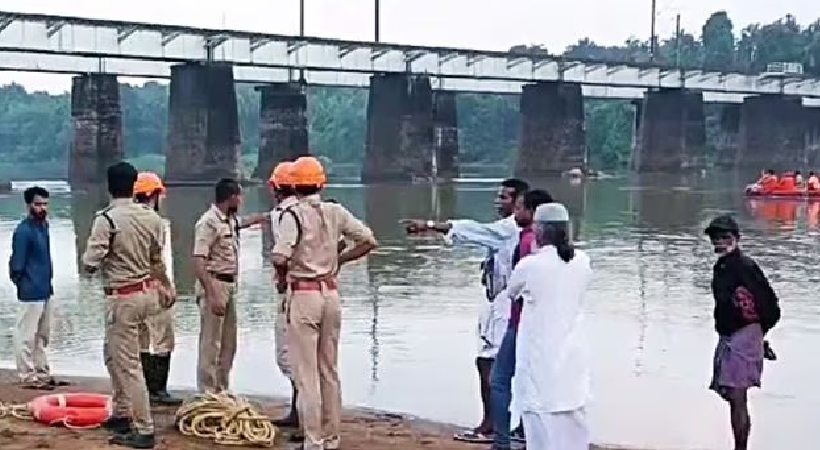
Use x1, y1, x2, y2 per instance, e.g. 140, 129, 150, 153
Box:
210, 272, 236, 283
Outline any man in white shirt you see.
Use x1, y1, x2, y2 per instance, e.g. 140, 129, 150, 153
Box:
404, 178, 529, 443
503, 203, 592, 450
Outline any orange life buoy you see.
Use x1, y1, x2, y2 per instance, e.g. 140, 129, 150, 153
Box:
29, 393, 112, 429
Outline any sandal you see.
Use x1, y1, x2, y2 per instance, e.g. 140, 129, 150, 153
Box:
454, 430, 494, 443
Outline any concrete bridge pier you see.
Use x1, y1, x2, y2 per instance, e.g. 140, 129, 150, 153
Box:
736, 95, 807, 170
165, 63, 241, 182
515, 81, 584, 178
69, 74, 124, 185
362, 73, 434, 182
433, 90, 459, 180
254, 82, 310, 180
634, 88, 706, 172
712, 103, 740, 168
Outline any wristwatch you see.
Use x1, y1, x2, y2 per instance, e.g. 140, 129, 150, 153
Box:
426, 220, 436, 230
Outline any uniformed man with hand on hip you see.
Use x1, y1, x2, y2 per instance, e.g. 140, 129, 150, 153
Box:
132, 171, 182, 407
192, 178, 266, 394
82, 162, 173, 449
272, 156, 378, 450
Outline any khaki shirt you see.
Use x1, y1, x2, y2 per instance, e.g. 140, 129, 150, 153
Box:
82, 198, 167, 289
269, 196, 299, 258
272, 195, 375, 279
193, 204, 241, 275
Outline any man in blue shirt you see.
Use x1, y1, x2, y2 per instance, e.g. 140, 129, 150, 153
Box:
8, 186, 61, 390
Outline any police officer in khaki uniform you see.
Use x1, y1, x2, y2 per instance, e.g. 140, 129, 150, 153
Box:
268, 161, 301, 428
82, 162, 172, 449
192, 178, 265, 394
132, 172, 181, 407
272, 156, 378, 450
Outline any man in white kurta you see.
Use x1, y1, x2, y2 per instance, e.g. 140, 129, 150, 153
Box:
503, 203, 592, 450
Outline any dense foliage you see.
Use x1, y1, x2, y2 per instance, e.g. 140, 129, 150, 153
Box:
1, 11, 819, 176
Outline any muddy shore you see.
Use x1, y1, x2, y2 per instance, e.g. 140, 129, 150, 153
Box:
0, 369, 635, 449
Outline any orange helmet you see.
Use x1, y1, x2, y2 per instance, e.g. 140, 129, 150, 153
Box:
269, 161, 295, 189
290, 156, 326, 188
134, 172, 166, 197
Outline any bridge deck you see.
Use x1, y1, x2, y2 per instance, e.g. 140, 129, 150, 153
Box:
1, 11, 820, 105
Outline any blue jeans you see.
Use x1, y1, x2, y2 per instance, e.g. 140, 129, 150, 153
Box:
490, 324, 517, 449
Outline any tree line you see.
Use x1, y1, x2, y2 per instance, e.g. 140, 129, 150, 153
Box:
0, 11, 818, 175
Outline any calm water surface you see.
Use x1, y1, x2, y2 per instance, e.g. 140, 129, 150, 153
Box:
0, 173, 817, 450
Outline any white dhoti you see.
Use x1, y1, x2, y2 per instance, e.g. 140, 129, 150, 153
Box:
521, 408, 589, 450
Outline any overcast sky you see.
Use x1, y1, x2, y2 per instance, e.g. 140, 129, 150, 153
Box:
0, 0, 817, 93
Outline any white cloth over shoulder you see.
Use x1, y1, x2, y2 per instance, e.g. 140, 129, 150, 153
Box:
446, 215, 519, 358
508, 246, 593, 413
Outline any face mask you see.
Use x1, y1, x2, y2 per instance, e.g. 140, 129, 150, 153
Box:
709, 232, 736, 255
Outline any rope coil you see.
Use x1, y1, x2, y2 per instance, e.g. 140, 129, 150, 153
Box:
175, 392, 277, 447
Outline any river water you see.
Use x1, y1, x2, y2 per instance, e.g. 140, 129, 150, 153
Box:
0, 173, 817, 450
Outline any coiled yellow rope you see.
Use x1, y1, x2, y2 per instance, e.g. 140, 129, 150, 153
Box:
0, 401, 33, 421
174, 392, 277, 447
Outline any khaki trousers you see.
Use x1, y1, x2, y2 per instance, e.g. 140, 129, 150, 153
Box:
103, 289, 160, 435
196, 280, 238, 393
274, 297, 292, 379
14, 300, 52, 383
287, 287, 343, 450
138, 307, 176, 354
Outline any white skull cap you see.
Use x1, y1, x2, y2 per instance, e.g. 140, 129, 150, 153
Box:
534, 203, 569, 222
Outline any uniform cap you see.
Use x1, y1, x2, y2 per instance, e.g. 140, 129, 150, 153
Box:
290, 156, 326, 188
269, 161, 295, 188
133, 172, 166, 196
534, 203, 569, 222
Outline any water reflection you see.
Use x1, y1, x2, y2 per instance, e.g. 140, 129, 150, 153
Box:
0, 175, 818, 450
70, 185, 109, 274
164, 187, 213, 296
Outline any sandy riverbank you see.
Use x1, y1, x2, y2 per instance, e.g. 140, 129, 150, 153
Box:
0, 369, 640, 450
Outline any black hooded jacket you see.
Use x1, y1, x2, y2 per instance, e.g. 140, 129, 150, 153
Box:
711, 249, 781, 336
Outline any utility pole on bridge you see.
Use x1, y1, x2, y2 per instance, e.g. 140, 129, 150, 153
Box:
649, 0, 657, 62
374, 0, 380, 42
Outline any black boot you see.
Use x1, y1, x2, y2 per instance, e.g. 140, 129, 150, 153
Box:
140, 352, 156, 391
102, 416, 133, 435
109, 431, 155, 449
149, 353, 182, 407
273, 382, 299, 428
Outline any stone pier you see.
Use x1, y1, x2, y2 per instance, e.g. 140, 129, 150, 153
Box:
635, 88, 706, 171
712, 103, 740, 168
737, 95, 808, 169
69, 74, 124, 185
362, 74, 434, 182
515, 81, 584, 178
254, 82, 309, 180
432, 90, 459, 180
629, 99, 642, 170
165, 63, 241, 182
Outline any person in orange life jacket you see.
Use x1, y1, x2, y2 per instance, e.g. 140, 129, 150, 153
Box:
705, 215, 780, 450
404, 178, 530, 443
490, 189, 553, 450
8, 186, 69, 390
132, 172, 181, 407
807, 171, 820, 191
